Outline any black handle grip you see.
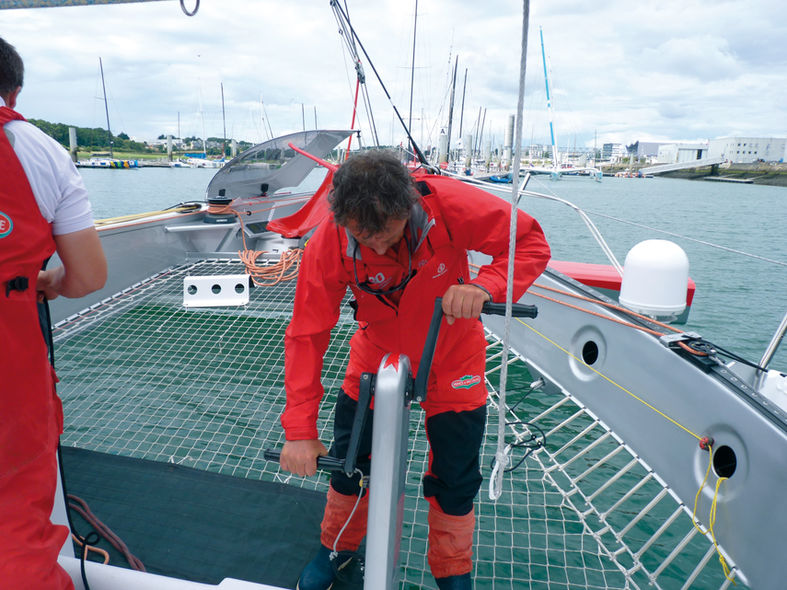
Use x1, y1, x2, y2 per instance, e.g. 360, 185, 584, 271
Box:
481, 301, 538, 318
412, 297, 539, 404
263, 448, 345, 472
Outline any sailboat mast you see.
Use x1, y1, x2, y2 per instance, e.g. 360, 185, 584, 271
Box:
445, 55, 458, 162
539, 27, 558, 170
407, 0, 418, 155
198, 85, 206, 156
476, 107, 487, 159
458, 67, 467, 139
99, 57, 113, 158
221, 82, 226, 158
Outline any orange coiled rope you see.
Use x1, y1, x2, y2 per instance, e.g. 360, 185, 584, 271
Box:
206, 201, 234, 215
239, 248, 303, 286
226, 200, 304, 285
71, 534, 110, 565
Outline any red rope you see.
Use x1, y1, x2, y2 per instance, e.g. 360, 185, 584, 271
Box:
345, 63, 362, 159
68, 494, 146, 571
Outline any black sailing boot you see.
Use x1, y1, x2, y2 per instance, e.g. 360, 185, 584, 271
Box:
435, 572, 472, 590
296, 545, 354, 590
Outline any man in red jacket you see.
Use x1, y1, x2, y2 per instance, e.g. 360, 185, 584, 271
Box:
279, 150, 550, 589
1, 37, 107, 589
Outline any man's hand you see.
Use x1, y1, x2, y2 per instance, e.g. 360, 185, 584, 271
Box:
280, 439, 329, 477
36, 227, 107, 301
442, 283, 491, 325
36, 267, 65, 302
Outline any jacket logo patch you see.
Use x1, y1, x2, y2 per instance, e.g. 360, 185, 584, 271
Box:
368, 272, 393, 289
451, 374, 482, 389
0, 211, 12, 238
432, 262, 447, 279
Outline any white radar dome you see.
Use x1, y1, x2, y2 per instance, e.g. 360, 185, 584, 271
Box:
619, 239, 689, 318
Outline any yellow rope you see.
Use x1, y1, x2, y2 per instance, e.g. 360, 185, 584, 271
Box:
515, 316, 739, 583
516, 317, 703, 441
692, 445, 736, 584
95, 205, 201, 227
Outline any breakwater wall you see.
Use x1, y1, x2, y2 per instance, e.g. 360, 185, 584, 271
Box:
602, 162, 787, 187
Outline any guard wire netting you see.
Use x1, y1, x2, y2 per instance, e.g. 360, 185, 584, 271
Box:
53, 259, 742, 590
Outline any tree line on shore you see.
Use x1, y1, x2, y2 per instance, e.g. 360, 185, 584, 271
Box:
29, 118, 148, 153
28, 118, 253, 156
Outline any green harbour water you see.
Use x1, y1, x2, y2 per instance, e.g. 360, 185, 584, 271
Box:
80, 166, 787, 370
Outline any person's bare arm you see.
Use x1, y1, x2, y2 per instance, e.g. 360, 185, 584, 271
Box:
37, 226, 107, 300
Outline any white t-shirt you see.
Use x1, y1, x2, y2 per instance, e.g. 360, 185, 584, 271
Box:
1, 97, 95, 236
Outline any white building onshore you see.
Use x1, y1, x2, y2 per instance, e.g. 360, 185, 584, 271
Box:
656, 142, 709, 164
708, 137, 786, 163
655, 136, 786, 164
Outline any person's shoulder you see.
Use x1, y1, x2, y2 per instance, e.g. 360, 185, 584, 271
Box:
417, 174, 493, 205
6, 117, 43, 138
413, 173, 479, 192
312, 210, 340, 234
306, 213, 344, 251
7, 119, 68, 156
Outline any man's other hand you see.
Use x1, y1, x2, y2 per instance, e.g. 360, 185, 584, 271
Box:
280, 439, 329, 477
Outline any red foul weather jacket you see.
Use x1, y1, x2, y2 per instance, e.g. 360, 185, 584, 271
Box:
0, 106, 61, 477
281, 174, 550, 441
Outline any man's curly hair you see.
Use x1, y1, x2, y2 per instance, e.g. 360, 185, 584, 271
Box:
329, 150, 419, 235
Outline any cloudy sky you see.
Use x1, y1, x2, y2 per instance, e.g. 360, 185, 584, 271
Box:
2, 0, 785, 152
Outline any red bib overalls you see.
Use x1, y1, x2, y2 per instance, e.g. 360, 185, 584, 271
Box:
0, 106, 73, 589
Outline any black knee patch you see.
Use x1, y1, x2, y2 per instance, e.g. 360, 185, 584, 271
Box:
422, 405, 486, 515
329, 390, 372, 496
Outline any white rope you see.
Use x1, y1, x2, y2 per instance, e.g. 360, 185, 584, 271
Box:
585, 209, 787, 268
332, 469, 367, 557
490, 0, 530, 501
450, 172, 627, 278
488, 444, 512, 499
521, 188, 624, 275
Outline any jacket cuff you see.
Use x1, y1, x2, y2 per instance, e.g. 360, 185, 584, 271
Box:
284, 425, 320, 441
469, 281, 495, 303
